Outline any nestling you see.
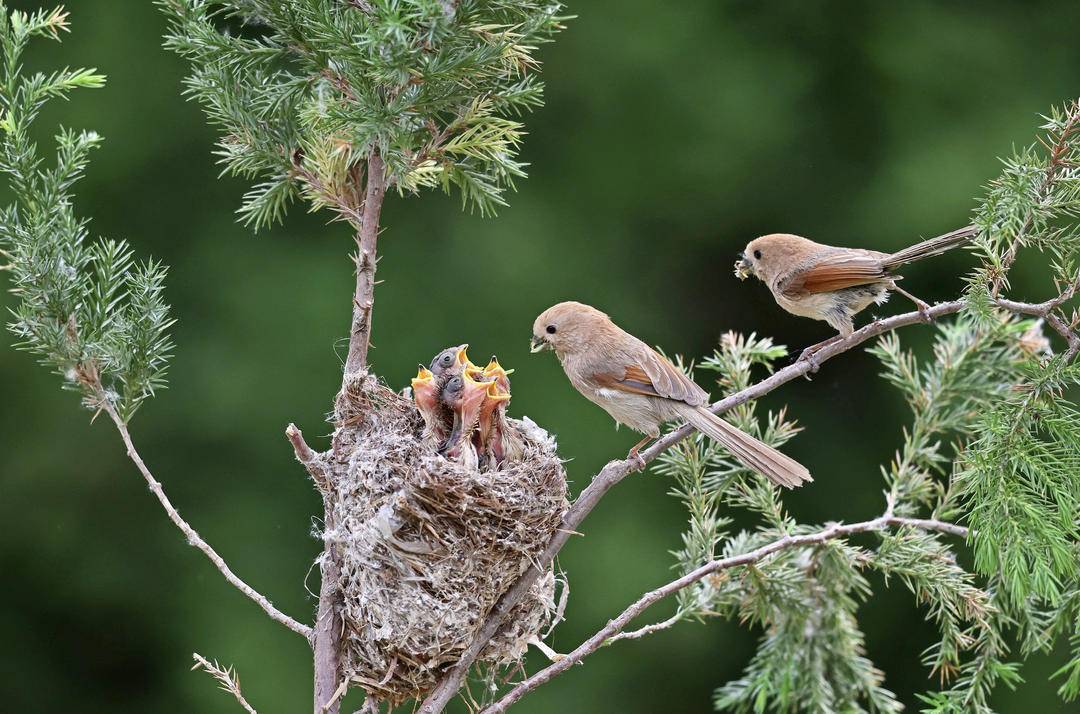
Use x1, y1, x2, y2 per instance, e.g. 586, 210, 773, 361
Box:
438, 371, 491, 469
735, 226, 976, 358
530, 301, 811, 488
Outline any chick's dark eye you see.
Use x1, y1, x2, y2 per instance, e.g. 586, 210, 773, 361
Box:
441, 354, 453, 366
753, 249, 762, 260
546, 325, 557, 334
448, 377, 462, 389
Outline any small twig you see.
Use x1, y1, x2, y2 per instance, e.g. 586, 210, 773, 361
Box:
480, 513, 967, 713
606, 612, 683, 644
99, 399, 313, 639
192, 653, 259, 714
321, 679, 349, 714
287, 423, 330, 492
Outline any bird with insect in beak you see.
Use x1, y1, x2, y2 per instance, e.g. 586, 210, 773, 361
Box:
437, 370, 491, 470
531, 301, 811, 488
735, 225, 976, 365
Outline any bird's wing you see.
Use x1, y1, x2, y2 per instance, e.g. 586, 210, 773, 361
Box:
595, 346, 709, 407
780, 252, 888, 295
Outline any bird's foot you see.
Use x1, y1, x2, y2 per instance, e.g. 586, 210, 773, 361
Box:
627, 447, 648, 473
797, 346, 822, 375
917, 300, 932, 323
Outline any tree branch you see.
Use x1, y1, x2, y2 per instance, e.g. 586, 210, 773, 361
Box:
99, 400, 313, 639
342, 153, 387, 381
415, 298, 967, 713
481, 513, 967, 713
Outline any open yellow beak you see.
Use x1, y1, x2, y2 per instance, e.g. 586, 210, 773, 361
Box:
411, 365, 435, 389
483, 356, 514, 379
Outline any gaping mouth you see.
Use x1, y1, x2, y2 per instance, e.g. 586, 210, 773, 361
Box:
734, 256, 753, 280
530, 336, 551, 353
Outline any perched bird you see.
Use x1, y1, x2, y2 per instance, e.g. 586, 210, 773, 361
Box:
530, 301, 811, 488
411, 365, 447, 446
734, 226, 976, 357
438, 371, 492, 469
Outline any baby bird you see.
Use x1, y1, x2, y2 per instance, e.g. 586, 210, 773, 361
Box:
476, 356, 522, 465
531, 301, 811, 489
735, 226, 976, 358
430, 344, 473, 378
411, 365, 447, 446
438, 371, 491, 469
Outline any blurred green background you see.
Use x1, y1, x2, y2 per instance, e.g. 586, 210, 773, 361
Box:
2, 1, 1079, 712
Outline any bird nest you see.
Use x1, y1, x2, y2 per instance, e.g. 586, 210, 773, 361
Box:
319, 371, 569, 704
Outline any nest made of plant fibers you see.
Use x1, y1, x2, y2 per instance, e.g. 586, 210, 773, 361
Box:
319, 374, 570, 704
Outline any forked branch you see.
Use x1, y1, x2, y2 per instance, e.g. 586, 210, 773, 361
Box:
482, 512, 968, 712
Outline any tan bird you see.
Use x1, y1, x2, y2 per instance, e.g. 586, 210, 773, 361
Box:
530, 301, 811, 489
735, 226, 976, 360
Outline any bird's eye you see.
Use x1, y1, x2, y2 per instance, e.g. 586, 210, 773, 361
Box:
546, 325, 557, 334
753, 249, 762, 260
448, 376, 462, 389
441, 354, 453, 366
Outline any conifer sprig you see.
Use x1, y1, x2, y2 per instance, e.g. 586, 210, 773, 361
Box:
159, 0, 568, 227
0, 3, 174, 421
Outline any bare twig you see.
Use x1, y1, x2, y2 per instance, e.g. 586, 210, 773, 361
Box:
287, 423, 329, 492
192, 653, 259, 714
343, 153, 387, 380
481, 514, 967, 713
99, 400, 313, 639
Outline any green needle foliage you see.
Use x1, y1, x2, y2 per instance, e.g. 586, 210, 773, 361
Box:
158, 0, 569, 229
651, 102, 1080, 713
0, 4, 174, 422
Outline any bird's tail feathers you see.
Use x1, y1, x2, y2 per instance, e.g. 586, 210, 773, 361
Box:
883, 225, 977, 269
675, 403, 812, 489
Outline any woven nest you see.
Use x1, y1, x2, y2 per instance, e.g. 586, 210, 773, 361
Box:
319, 373, 569, 704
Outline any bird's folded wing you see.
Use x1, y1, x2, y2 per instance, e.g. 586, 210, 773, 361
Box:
781, 253, 887, 295
595, 347, 709, 407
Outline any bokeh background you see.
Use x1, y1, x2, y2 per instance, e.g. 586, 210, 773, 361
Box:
2, 1, 1079, 711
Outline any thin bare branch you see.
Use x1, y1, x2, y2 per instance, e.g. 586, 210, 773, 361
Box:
342, 153, 388, 381
192, 653, 259, 714
100, 399, 313, 640
482, 514, 967, 713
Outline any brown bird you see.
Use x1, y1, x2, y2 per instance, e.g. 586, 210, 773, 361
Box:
530, 301, 811, 489
735, 226, 976, 360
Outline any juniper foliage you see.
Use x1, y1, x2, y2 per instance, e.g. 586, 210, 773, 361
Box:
158, 0, 568, 229
650, 103, 1080, 713
0, 4, 174, 421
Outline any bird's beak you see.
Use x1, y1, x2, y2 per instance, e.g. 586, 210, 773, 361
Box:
411, 364, 435, 389
530, 336, 551, 353
734, 253, 753, 280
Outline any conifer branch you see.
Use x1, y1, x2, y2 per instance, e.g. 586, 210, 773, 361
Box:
482, 513, 967, 713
